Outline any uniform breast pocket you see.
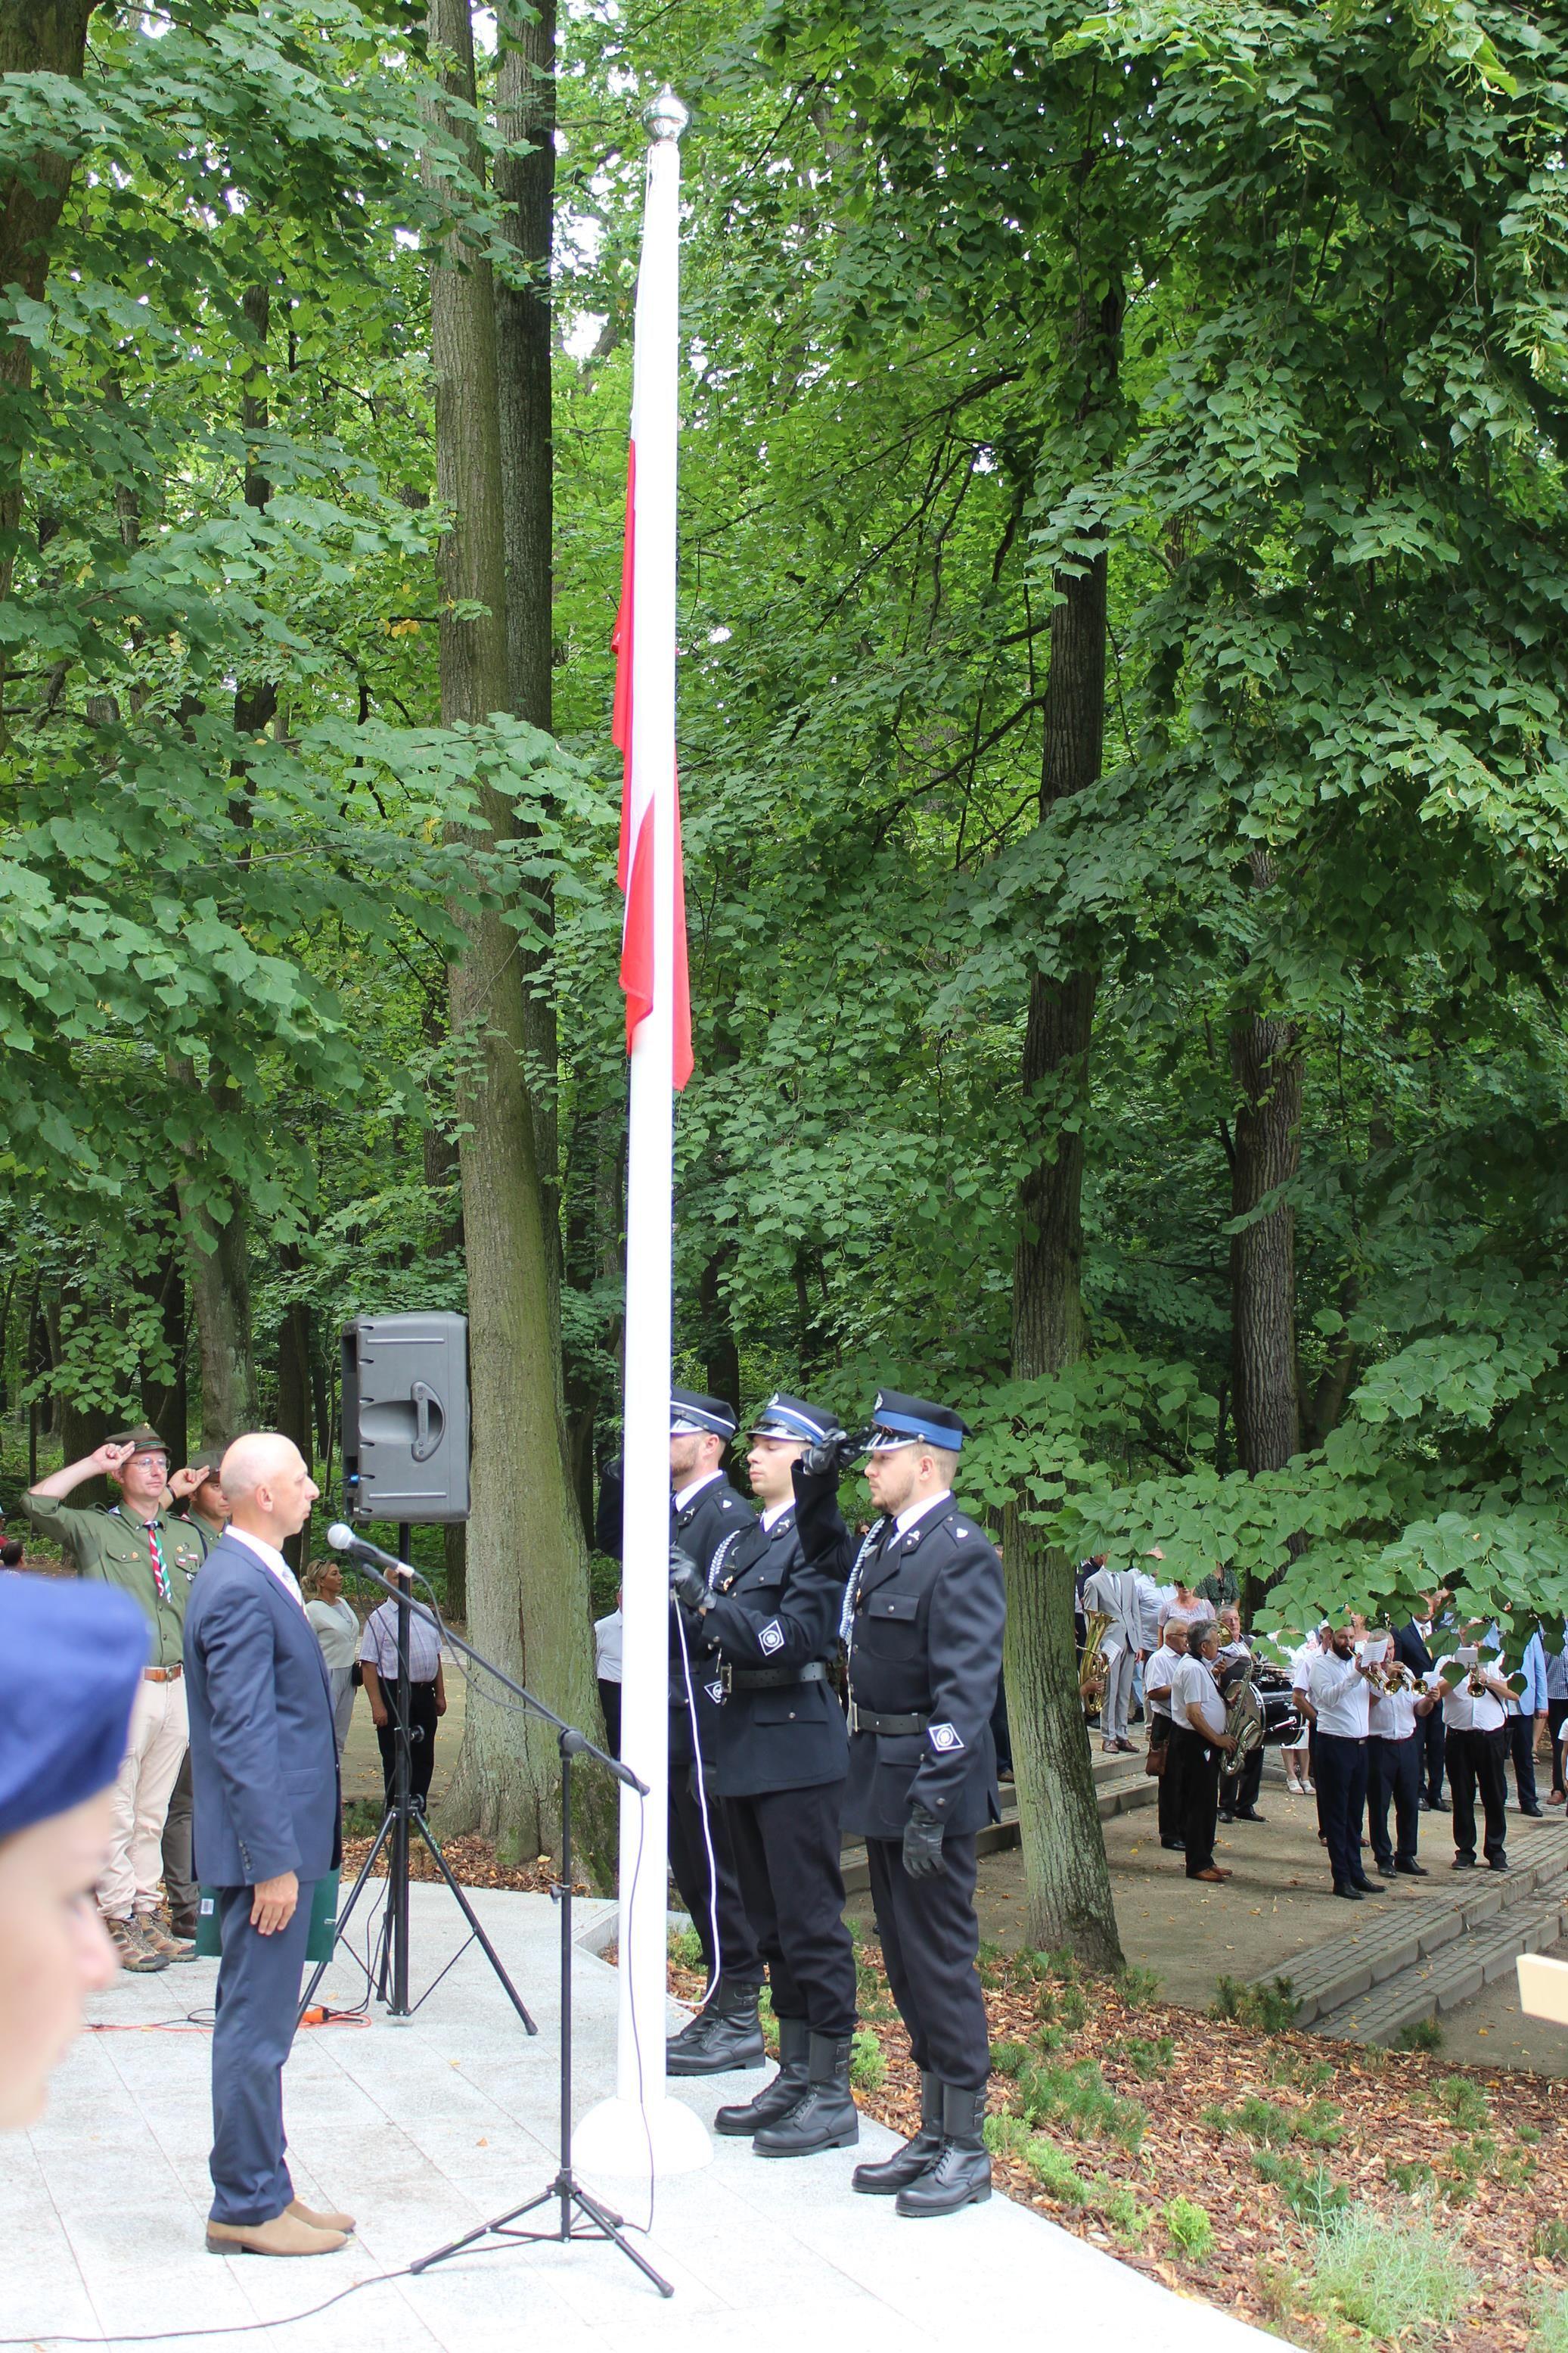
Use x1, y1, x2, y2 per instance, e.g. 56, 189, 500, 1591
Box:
858, 1589, 922, 1660
752, 1696, 806, 1727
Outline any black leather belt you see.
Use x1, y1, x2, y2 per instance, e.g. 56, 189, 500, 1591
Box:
724, 1660, 831, 1692
847, 1699, 930, 1735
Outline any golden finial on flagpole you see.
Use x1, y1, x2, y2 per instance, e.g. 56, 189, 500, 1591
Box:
646, 85, 688, 143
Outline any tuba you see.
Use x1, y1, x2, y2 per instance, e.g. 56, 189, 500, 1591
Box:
1079, 1612, 1113, 1715
1218, 1659, 1265, 1778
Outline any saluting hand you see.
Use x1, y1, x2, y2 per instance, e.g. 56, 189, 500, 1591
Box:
168, 1465, 205, 1501
92, 1441, 135, 1477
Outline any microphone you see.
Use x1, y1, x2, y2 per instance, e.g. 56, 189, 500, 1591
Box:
326, 1522, 412, 1577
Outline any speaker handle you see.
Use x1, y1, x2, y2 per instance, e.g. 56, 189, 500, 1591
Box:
411, 1379, 445, 1462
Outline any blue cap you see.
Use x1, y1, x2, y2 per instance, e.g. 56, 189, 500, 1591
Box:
0, 1576, 147, 1842
868, 1389, 970, 1453
746, 1393, 842, 1445
670, 1387, 739, 1441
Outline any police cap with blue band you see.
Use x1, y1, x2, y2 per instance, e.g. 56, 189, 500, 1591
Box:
867, 1390, 970, 1453
746, 1392, 842, 1445
0, 1575, 147, 1843
670, 1387, 740, 1441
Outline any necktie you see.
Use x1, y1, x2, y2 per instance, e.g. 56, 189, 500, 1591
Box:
145, 1521, 172, 1605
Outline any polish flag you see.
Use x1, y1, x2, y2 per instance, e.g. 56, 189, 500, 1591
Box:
611, 300, 691, 1085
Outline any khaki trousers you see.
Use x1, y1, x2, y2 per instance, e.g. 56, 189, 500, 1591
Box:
100, 1675, 189, 1921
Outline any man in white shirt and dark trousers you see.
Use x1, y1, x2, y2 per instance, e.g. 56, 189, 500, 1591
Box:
1166, 1622, 1234, 1881
1367, 1664, 1439, 1876
359, 1586, 446, 1815
1144, 1619, 1190, 1850
1296, 1620, 1383, 1901
1432, 1628, 1513, 1871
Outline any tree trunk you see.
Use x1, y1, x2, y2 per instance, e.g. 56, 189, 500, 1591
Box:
1228, 1010, 1303, 1478
275, 1240, 314, 1566
172, 1066, 258, 1445
138, 1226, 188, 1464
1004, 281, 1124, 1969
699, 1245, 741, 1416
0, 0, 100, 735
423, 0, 608, 1872
494, 0, 560, 1307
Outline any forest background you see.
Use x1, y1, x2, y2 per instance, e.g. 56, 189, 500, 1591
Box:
5, 0, 1568, 1961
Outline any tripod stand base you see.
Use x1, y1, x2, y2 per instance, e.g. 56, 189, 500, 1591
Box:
411, 2169, 675, 2299
573, 2091, 713, 2177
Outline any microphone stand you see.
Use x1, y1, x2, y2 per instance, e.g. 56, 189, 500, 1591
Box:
321, 1533, 672, 2300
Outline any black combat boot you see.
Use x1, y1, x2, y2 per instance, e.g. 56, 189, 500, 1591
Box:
852, 2070, 942, 2195
753, 2031, 859, 2158
715, 2014, 810, 2134
894, 2084, 992, 2218
666, 1975, 766, 2077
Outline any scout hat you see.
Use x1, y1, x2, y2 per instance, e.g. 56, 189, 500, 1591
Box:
866, 1390, 970, 1453
745, 1393, 842, 1445
0, 1577, 147, 1842
669, 1388, 739, 1441
107, 1425, 169, 1457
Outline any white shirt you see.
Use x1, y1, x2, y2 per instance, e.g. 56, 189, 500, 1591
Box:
1431, 1657, 1508, 1733
762, 1499, 793, 1531
1304, 1650, 1371, 1739
305, 1594, 359, 1670
1368, 1684, 1421, 1741
227, 1524, 305, 1612
1135, 1572, 1164, 1652
895, 1488, 952, 1537
673, 1469, 724, 1513
360, 1596, 443, 1683
1144, 1645, 1180, 1720
594, 1608, 623, 1682
1170, 1652, 1226, 1739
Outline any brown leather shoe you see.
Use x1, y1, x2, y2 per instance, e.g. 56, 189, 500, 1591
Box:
206, 2214, 347, 2258
287, 2197, 356, 2234
1191, 1867, 1229, 1882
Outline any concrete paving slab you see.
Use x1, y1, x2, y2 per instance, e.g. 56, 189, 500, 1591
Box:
15, 1882, 1280, 2353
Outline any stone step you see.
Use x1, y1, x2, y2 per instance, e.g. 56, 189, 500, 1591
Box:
1286, 1854, 1568, 2024
839, 1762, 1156, 1896
1312, 1882, 1568, 2044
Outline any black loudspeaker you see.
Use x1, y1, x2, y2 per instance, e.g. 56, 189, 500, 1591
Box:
341, 1313, 470, 1525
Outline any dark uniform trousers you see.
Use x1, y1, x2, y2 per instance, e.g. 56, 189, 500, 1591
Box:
667, 1717, 762, 1983
1504, 1714, 1540, 1812
1315, 1732, 1370, 1888
1150, 1717, 1180, 1840
1169, 1724, 1221, 1876
1551, 1697, 1568, 1798
726, 1780, 855, 2034
866, 1832, 989, 2087
1224, 1742, 1264, 1816
1367, 1731, 1421, 1866
375, 1680, 439, 1811
1417, 1706, 1445, 1803
161, 1748, 197, 1932
1448, 1725, 1508, 1863
668, 1477, 763, 1986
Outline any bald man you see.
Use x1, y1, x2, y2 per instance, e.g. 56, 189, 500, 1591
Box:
183, 1435, 352, 2257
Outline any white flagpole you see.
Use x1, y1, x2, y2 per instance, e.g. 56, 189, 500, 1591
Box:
574, 87, 711, 2184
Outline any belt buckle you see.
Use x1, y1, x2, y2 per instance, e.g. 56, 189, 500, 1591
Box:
719, 1661, 732, 1694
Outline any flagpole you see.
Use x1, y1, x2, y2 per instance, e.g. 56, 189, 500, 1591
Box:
574, 86, 711, 2185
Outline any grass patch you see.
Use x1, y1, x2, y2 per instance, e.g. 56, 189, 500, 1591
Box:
1387, 2160, 1436, 2195
849, 2028, 885, 2091
667, 1922, 703, 1971
1091, 2177, 1150, 2246
1435, 2075, 1490, 2131
1023, 2135, 1090, 2203
1396, 2016, 1445, 2053
1164, 2196, 1215, 2258
1534, 2220, 1568, 2265
1115, 2033, 1174, 2080
1309, 2201, 1476, 2338
1535, 2288, 1568, 2353
1253, 2150, 1349, 2223
1229, 2093, 1299, 2147
990, 2038, 1032, 2077
983, 2112, 1031, 2159
1296, 2098, 1344, 2149
1015, 2057, 1146, 2149
1115, 1963, 1162, 2007
1212, 1972, 1299, 2031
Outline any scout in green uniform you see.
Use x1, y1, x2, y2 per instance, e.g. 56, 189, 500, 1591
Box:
24, 1428, 206, 1972
158, 1445, 232, 1938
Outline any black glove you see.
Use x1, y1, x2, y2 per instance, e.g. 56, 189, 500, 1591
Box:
902, 1803, 946, 1879
799, 1427, 871, 1479
669, 1545, 710, 1613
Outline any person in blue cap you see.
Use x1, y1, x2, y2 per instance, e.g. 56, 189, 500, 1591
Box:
671, 1394, 860, 2158
0, 1574, 147, 2130
792, 1388, 1006, 2218
663, 1388, 767, 2073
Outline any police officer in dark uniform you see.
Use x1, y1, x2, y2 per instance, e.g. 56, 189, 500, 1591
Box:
663, 1388, 767, 2075
670, 1394, 859, 2159
793, 1389, 1005, 2218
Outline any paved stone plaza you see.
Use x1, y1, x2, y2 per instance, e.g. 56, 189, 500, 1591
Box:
5, 1882, 1277, 2353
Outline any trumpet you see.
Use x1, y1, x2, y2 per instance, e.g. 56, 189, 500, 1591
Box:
1467, 1660, 1492, 1697
1079, 1611, 1113, 1715
1375, 1659, 1415, 1694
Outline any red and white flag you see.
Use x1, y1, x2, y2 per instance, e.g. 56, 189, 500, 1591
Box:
611, 215, 692, 1089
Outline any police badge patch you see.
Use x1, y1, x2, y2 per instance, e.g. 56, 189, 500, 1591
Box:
928, 1721, 964, 1754
759, 1619, 785, 1655
705, 1680, 725, 1706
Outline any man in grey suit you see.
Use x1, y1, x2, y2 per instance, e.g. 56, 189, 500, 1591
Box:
184, 1434, 352, 2258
